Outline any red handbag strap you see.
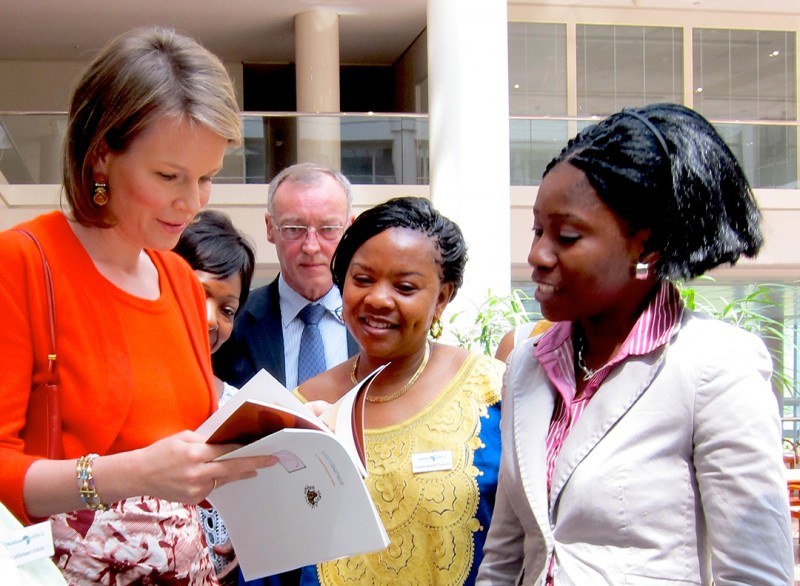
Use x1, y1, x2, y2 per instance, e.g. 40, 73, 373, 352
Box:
15, 229, 58, 384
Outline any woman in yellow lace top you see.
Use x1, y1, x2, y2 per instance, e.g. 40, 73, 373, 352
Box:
295, 197, 505, 586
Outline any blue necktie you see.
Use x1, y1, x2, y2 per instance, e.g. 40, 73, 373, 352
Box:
297, 304, 327, 384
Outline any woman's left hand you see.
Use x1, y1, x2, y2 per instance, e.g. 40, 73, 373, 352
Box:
306, 400, 332, 417
126, 430, 278, 505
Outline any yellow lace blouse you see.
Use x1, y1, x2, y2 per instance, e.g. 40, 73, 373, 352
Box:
308, 352, 504, 586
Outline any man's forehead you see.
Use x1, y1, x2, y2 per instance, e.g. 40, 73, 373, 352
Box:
272, 183, 348, 217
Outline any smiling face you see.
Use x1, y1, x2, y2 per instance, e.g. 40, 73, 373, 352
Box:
342, 227, 453, 361
195, 270, 243, 354
93, 116, 228, 252
529, 161, 653, 326
266, 174, 352, 301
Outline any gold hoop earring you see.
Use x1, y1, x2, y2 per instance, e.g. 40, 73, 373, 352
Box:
92, 180, 108, 206
429, 316, 443, 340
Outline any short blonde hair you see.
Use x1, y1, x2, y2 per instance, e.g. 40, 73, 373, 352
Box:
64, 26, 242, 227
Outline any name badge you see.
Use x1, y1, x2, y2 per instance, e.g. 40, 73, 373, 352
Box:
411, 450, 453, 474
0, 521, 54, 566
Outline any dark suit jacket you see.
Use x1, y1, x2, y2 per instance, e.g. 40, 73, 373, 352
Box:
213, 277, 358, 388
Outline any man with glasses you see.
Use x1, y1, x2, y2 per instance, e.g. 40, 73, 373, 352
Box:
213, 162, 359, 586
213, 162, 358, 393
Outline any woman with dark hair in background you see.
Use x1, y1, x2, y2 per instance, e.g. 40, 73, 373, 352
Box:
175, 209, 256, 403
0, 27, 274, 584
297, 196, 505, 585
477, 103, 793, 585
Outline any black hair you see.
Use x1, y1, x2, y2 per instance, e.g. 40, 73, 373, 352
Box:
331, 197, 467, 300
544, 103, 763, 280
173, 210, 256, 312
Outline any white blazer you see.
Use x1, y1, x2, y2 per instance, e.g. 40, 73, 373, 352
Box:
477, 311, 793, 586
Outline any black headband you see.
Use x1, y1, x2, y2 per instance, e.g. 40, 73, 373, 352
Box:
621, 109, 670, 158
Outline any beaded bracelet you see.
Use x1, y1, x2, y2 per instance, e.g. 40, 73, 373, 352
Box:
76, 453, 108, 511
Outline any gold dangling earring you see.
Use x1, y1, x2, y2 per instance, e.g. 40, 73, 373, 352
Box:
429, 315, 443, 340
93, 178, 108, 206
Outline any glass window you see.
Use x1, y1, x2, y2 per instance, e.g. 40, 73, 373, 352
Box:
577, 25, 683, 116
509, 119, 571, 185
715, 122, 797, 189
693, 29, 796, 121
339, 117, 429, 185
508, 22, 567, 116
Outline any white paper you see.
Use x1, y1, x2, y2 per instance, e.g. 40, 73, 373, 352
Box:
196, 367, 389, 580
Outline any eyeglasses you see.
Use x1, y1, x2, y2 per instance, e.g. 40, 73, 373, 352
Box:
278, 225, 344, 241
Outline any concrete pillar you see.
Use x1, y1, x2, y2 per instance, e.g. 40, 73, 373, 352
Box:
295, 9, 341, 169
427, 0, 511, 331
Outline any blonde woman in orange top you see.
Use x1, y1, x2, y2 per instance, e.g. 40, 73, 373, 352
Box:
0, 27, 274, 584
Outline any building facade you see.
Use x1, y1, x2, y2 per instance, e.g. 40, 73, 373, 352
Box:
1, 2, 799, 414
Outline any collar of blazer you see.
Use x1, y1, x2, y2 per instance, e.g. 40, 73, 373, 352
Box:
510, 309, 684, 525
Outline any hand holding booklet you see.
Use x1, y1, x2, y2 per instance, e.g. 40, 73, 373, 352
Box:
195, 367, 390, 581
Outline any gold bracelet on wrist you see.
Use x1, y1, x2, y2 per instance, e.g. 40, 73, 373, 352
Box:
76, 453, 108, 511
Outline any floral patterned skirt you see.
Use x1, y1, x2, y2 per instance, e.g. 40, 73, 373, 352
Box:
50, 496, 218, 585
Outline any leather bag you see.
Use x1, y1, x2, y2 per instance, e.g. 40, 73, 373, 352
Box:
16, 229, 64, 459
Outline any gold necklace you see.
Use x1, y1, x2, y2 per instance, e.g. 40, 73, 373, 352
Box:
350, 342, 431, 403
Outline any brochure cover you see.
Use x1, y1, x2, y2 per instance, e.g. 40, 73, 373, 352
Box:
196, 368, 389, 580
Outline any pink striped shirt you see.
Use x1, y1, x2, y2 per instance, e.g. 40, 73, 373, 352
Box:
533, 281, 683, 583
536, 281, 683, 488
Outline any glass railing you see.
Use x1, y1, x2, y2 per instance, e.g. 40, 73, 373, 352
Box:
510, 116, 799, 189
0, 113, 66, 184
238, 113, 429, 185
1, 112, 797, 189
714, 121, 798, 189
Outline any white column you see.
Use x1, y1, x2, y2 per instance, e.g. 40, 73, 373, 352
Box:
295, 9, 341, 169
427, 0, 511, 331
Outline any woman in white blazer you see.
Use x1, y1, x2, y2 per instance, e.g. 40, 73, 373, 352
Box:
476, 103, 793, 586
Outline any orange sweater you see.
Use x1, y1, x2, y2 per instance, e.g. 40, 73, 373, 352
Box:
0, 212, 216, 523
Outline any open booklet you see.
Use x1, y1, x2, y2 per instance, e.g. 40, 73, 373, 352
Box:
195, 367, 390, 581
